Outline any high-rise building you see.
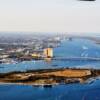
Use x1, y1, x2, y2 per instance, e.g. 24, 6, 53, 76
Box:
43, 48, 53, 58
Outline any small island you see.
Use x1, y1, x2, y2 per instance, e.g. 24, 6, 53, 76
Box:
0, 68, 100, 86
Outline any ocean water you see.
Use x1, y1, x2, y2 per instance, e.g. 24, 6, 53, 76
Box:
0, 38, 100, 100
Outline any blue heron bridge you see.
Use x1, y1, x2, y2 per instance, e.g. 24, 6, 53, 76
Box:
52, 57, 100, 61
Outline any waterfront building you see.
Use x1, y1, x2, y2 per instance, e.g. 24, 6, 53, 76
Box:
0, 54, 9, 59
43, 48, 53, 58
31, 53, 41, 58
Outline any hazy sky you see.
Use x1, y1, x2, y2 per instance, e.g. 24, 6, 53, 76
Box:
0, 0, 100, 33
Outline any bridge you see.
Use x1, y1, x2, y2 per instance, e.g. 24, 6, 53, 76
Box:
52, 57, 100, 61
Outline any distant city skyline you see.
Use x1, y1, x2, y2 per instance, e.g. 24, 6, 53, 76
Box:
0, 0, 100, 33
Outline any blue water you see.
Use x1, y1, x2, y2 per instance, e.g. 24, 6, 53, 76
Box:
0, 78, 100, 100
54, 38, 100, 57
0, 38, 100, 73
0, 38, 100, 100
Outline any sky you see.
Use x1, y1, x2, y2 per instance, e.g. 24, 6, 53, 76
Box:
0, 0, 100, 33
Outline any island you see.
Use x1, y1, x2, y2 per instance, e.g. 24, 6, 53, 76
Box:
0, 68, 100, 87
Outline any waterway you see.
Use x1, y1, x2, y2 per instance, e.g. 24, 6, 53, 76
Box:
0, 38, 100, 73
0, 38, 100, 100
0, 78, 100, 100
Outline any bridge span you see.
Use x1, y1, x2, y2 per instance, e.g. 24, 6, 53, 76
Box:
52, 57, 100, 61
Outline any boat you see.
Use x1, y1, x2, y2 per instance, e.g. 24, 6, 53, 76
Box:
43, 84, 53, 88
